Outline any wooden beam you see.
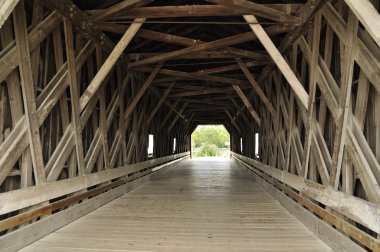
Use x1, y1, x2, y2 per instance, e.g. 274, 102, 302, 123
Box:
63, 18, 86, 176
129, 25, 290, 68
94, 25, 268, 62
93, 4, 302, 19
236, 58, 276, 117
182, 98, 228, 106
147, 82, 175, 124
346, 120, 380, 202
40, 0, 117, 55
117, 67, 128, 164
168, 103, 188, 133
330, 12, 359, 188
229, 96, 252, 128
30, 0, 43, 88
0, 17, 33, 188
13, 2, 46, 185
197, 61, 269, 75
186, 107, 226, 113
169, 87, 236, 98
0, 0, 20, 28
96, 45, 111, 170
0, 41, 95, 185
301, 13, 322, 180
159, 99, 182, 130
150, 87, 186, 121
90, 0, 153, 21
232, 85, 261, 125
244, 15, 309, 109
322, 2, 380, 93
139, 67, 249, 86
344, 0, 380, 48
124, 63, 163, 120
206, 0, 299, 24
254, 0, 329, 90
224, 109, 241, 134
127, 52, 269, 60
297, 32, 380, 202
80, 18, 144, 111
0, 10, 61, 83
137, 28, 200, 46
81, 86, 123, 176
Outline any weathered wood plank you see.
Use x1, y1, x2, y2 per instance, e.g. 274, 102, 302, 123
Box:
92, 4, 302, 19
232, 85, 261, 125
90, 0, 153, 21
244, 15, 309, 109
236, 58, 276, 117
344, 0, 380, 47
330, 11, 358, 188
0, 11, 61, 83
0, 0, 20, 28
147, 82, 175, 124
0, 155, 188, 252
0, 152, 189, 215
79, 18, 144, 111
13, 2, 46, 185
128, 25, 290, 68
232, 153, 380, 234
124, 63, 163, 120
64, 18, 86, 176
206, 0, 299, 24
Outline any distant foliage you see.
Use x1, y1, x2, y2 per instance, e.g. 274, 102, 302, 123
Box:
195, 143, 220, 157
192, 125, 230, 148
191, 125, 230, 157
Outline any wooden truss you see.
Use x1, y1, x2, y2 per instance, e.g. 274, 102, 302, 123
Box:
0, 0, 379, 251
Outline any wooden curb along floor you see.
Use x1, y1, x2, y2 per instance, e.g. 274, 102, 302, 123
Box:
232, 154, 379, 251
0, 154, 190, 252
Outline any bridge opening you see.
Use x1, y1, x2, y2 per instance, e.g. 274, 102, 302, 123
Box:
191, 125, 230, 158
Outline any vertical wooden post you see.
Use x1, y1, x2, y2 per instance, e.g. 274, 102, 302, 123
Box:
1, 18, 33, 188
13, 2, 46, 185
96, 45, 111, 170
302, 13, 322, 180
330, 11, 358, 188
63, 18, 86, 176
118, 66, 128, 164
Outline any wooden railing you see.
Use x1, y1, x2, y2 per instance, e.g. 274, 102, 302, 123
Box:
0, 152, 189, 236
232, 152, 380, 251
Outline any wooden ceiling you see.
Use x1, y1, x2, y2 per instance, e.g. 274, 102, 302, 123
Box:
72, 0, 308, 126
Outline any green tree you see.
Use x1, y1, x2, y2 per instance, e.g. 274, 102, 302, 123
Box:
193, 143, 220, 157
191, 125, 230, 149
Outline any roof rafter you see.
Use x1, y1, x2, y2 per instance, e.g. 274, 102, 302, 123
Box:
93, 4, 301, 20
205, 0, 300, 24
128, 25, 291, 68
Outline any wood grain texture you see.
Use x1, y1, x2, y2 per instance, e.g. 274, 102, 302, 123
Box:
20, 158, 332, 252
0, 1, 379, 250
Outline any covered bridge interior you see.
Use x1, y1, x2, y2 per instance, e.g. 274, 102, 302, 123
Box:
0, 0, 380, 251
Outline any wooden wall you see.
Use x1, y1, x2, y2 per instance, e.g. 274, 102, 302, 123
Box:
229, 0, 380, 249
0, 1, 190, 194
231, 0, 380, 204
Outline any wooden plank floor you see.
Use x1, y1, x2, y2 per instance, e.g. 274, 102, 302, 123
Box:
21, 158, 332, 252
